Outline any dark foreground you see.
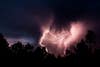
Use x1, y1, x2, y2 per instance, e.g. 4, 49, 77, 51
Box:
0, 31, 100, 65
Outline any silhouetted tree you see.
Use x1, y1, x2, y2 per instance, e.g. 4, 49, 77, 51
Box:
0, 33, 9, 48
0, 33, 10, 56
25, 43, 34, 51
11, 41, 24, 56
85, 30, 96, 54
77, 40, 88, 55
75, 40, 89, 64
85, 30, 96, 44
0, 32, 99, 65
24, 43, 34, 56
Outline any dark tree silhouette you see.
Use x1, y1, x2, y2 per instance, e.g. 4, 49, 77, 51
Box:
85, 30, 96, 54
0, 33, 10, 56
0, 30, 98, 65
11, 41, 24, 56
0, 33, 9, 48
24, 43, 34, 56
85, 30, 96, 44
24, 43, 34, 52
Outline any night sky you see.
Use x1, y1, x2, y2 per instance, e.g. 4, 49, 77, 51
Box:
0, 0, 100, 46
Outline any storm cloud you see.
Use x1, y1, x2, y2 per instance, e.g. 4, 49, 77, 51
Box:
0, 0, 100, 45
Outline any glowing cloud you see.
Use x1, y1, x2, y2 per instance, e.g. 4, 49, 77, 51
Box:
39, 21, 87, 57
